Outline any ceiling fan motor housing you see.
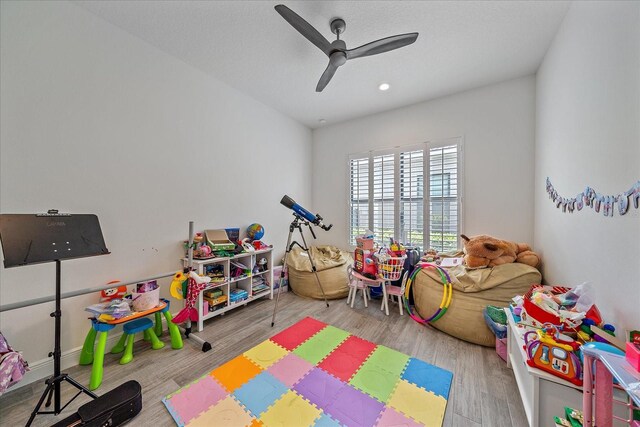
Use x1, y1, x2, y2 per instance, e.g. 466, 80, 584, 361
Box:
330, 18, 346, 36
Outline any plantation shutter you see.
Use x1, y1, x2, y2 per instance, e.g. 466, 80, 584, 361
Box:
428, 144, 459, 252
372, 153, 395, 246
399, 150, 424, 248
349, 157, 369, 246
348, 139, 461, 251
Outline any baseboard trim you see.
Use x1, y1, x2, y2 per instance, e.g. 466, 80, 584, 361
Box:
6, 330, 125, 393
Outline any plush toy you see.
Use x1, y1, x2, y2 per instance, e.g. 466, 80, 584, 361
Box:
460, 234, 540, 269
172, 271, 211, 324
100, 284, 127, 302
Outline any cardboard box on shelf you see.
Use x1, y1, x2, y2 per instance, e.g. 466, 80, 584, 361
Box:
205, 229, 235, 251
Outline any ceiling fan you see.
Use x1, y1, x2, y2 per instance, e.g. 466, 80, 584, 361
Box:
275, 4, 419, 92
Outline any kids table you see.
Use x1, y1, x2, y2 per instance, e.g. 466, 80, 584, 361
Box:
582, 346, 640, 427
350, 269, 390, 315
79, 299, 183, 390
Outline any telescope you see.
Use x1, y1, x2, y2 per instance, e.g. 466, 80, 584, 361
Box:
280, 195, 332, 231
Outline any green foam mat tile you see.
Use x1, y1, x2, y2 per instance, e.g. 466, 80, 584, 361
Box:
293, 326, 350, 365
349, 362, 401, 403
364, 345, 410, 377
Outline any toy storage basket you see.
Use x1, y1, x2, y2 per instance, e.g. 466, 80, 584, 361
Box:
131, 287, 160, 312
521, 284, 582, 330
374, 255, 406, 281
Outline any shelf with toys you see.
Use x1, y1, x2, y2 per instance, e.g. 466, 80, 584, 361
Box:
505, 283, 639, 427
505, 307, 584, 427
181, 225, 274, 332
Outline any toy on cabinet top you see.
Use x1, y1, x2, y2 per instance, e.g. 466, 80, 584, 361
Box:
523, 323, 583, 386
186, 225, 272, 259
246, 223, 264, 241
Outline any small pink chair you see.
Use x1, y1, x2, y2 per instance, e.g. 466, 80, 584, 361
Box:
347, 265, 369, 308
383, 271, 408, 315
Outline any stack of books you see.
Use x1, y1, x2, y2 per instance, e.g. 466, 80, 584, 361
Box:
203, 288, 227, 310
251, 277, 269, 295
229, 288, 248, 304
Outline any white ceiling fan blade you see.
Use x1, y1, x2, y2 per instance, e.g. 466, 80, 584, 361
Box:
346, 33, 419, 60
316, 61, 339, 92
275, 5, 333, 57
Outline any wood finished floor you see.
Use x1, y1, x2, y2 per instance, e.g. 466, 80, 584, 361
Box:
0, 292, 527, 427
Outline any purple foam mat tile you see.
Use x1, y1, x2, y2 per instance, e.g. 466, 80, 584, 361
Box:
293, 367, 347, 410
324, 383, 385, 427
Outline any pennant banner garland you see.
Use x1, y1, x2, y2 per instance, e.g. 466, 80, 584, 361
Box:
546, 178, 640, 217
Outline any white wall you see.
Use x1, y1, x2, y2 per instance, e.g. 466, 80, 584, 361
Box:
0, 0, 311, 377
312, 76, 537, 250
535, 1, 640, 330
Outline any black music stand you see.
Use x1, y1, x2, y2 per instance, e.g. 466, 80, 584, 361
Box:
0, 210, 110, 426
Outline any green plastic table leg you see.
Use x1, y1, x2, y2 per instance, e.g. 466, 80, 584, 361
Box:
111, 333, 127, 354
147, 328, 165, 350
143, 329, 150, 342
163, 311, 183, 349
79, 327, 97, 365
120, 334, 134, 365
154, 312, 163, 337
89, 331, 108, 390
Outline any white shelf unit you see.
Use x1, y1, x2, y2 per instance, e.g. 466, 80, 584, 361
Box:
182, 248, 273, 332
505, 308, 583, 427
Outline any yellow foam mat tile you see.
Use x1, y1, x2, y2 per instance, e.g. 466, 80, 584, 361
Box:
386, 379, 448, 427
244, 340, 290, 369
187, 395, 254, 427
259, 390, 322, 427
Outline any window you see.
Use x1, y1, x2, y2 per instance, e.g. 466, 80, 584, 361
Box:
348, 139, 462, 252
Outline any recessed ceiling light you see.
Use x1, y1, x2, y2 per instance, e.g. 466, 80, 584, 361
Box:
318, 119, 327, 124
378, 83, 390, 91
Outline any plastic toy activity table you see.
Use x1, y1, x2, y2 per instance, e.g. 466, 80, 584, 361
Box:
350, 270, 390, 315
79, 299, 183, 390
582, 346, 640, 427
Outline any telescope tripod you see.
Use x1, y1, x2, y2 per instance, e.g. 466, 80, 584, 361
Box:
271, 214, 329, 327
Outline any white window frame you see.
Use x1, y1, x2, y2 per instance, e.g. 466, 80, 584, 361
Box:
347, 137, 464, 251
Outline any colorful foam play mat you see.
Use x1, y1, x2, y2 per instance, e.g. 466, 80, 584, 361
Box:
163, 317, 453, 427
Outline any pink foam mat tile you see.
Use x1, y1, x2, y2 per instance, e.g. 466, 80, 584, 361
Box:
270, 317, 328, 351
267, 353, 315, 387
375, 407, 424, 427
164, 375, 228, 425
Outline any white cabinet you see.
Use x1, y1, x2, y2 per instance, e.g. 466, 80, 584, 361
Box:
505, 308, 583, 427
182, 249, 273, 332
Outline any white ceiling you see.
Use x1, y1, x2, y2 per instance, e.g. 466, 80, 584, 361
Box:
75, 1, 570, 129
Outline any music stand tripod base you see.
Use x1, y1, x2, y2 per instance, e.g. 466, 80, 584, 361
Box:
0, 213, 108, 426
271, 214, 329, 327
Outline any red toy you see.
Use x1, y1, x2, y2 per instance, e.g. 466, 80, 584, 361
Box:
100, 282, 127, 302
361, 257, 378, 278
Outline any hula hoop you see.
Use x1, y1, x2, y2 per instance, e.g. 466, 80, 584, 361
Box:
403, 263, 453, 324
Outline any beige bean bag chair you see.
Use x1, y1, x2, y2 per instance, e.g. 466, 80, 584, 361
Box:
287, 246, 352, 300
413, 263, 541, 346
